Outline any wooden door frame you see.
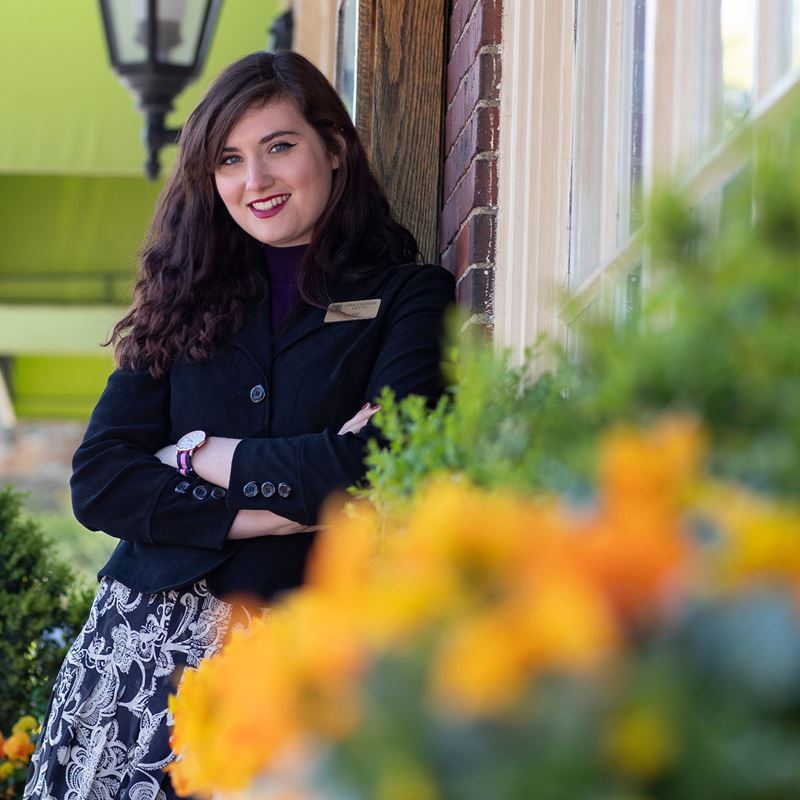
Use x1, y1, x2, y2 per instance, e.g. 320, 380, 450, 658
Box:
342, 0, 447, 265
293, 0, 447, 265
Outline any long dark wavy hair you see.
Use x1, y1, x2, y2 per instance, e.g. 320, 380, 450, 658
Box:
111, 50, 419, 379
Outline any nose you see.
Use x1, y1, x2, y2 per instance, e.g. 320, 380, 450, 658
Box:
245, 158, 273, 193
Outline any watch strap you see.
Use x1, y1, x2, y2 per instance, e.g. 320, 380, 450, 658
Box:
177, 450, 195, 476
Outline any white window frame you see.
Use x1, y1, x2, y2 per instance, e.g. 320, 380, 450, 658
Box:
496, 0, 800, 367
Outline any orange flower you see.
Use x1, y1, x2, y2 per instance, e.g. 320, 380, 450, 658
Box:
512, 567, 620, 672
3, 732, 34, 763
571, 515, 694, 620
430, 607, 531, 715
600, 415, 705, 522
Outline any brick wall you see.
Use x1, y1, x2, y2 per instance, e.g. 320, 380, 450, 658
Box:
441, 0, 501, 329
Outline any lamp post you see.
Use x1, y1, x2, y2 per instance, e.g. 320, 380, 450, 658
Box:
99, 0, 222, 180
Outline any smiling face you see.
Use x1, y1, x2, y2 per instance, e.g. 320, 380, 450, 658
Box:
214, 97, 340, 247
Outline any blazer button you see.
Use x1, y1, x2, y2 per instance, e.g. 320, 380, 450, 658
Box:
211, 487, 227, 500
277, 482, 292, 498
192, 485, 209, 500
243, 481, 259, 498
261, 481, 276, 498
249, 384, 266, 403
174, 481, 190, 494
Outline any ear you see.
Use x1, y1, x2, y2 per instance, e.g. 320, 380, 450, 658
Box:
330, 131, 346, 170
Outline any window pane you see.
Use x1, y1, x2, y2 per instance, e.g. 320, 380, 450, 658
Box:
158, 0, 207, 67
629, 0, 646, 234
570, 0, 647, 287
721, 0, 755, 131
336, 0, 358, 119
793, 0, 800, 70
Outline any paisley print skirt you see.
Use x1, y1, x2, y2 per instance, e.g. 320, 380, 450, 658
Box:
23, 576, 262, 800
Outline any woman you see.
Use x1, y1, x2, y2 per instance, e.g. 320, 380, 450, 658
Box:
24, 50, 455, 800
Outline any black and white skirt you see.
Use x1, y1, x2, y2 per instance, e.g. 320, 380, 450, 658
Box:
23, 575, 262, 800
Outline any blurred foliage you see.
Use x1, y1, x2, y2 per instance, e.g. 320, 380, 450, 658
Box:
26, 506, 115, 587
168, 111, 800, 800
0, 487, 93, 730
361, 125, 800, 509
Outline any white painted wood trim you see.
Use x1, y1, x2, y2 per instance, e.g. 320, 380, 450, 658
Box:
643, 0, 680, 195
754, 0, 793, 100
564, 68, 800, 322
292, 0, 338, 80
494, 0, 576, 367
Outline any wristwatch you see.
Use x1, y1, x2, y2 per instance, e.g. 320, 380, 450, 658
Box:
176, 430, 207, 476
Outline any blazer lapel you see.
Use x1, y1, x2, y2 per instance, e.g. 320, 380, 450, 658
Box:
229, 293, 272, 378
271, 269, 393, 359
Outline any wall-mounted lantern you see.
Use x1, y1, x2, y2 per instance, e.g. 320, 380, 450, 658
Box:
99, 0, 223, 180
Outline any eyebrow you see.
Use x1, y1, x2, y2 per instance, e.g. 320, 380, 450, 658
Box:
221, 130, 300, 151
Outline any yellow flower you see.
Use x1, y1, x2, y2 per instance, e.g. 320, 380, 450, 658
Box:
3, 732, 34, 763
169, 618, 303, 795
604, 705, 677, 780
0, 763, 14, 781
512, 568, 620, 672
11, 716, 38, 736
430, 608, 530, 716
700, 483, 800, 590
169, 591, 368, 796
307, 495, 380, 599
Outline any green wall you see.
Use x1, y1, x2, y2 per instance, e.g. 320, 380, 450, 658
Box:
0, 175, 160, 303
0, 1, 282, 419
12, 356, 115, 419
0, 1, 282, 176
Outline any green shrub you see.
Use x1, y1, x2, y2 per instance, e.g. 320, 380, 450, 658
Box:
0, 486, 93, 729
360, 123, 800, 508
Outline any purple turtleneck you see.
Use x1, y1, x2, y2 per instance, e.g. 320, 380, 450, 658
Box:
263, 243, 307, 333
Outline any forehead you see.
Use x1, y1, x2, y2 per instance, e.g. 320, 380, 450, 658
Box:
224, 98, 310, 144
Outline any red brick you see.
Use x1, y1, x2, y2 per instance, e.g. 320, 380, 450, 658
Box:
440, 159, 497, 249
443, 105, 499, 200
441, 213, 496, 280
449, 0, 480, 51
456, 265, 494, 317
446, 0, 502, 105
444, 52, 500, 154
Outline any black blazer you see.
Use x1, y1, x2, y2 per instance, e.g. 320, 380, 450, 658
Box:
71, 262, 456, 601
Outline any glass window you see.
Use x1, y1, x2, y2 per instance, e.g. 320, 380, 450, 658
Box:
336, 0, 358, 119
570, 0, 647, 288
721, 0, 756, 130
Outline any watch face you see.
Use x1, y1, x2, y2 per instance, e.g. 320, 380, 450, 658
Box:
177, 430, 206, 451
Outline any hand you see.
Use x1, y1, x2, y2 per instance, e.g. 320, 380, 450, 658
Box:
338, 403, 380, 436
227, 509, 324, 539
154, 443, 177, 468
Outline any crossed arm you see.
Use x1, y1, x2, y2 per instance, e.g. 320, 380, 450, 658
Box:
153, 403, 379, 539
72, 265, 455, 549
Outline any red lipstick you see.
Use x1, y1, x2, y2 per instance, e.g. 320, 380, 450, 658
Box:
248, 193, 290, 219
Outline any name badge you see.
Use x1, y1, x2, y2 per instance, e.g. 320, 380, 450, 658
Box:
324, 299, 382, 323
